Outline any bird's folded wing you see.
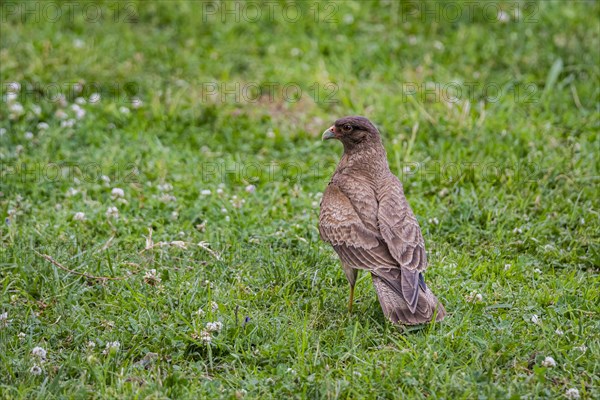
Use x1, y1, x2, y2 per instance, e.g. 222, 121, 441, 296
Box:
377, 178, 428, 312
319, 183, 380, 249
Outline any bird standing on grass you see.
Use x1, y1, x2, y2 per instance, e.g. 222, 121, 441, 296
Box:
319, 116, 446, 325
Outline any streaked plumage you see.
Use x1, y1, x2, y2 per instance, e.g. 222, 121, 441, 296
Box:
319, 116, 446, 325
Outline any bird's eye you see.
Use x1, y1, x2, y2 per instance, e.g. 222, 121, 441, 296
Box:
342, 124, 352, 132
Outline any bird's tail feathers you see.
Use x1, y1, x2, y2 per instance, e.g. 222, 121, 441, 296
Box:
371, 273, 446, 325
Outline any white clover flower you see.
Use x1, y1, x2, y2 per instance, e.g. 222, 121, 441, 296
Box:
534, 268, 542, 274
433, 40, 444, 50
428, 217, 439, 225
541, 356, 556, 368
206, 321, 223, 332
0, 311, 10, 327
513, 227, 523, 234
266, 129, 275, 138
210, 301, 219, 312
565, 388, 580, 399
102, 341, 120, 354
106, 206, 119, 219
66, 187, 79, 197
37, 122, 49, 130
157, 183, 173, 192
119, 106, 130, 115
31, 104, 41, 116
24, 131, 34, 140
245, 184, 256, 193
531, 314, 540, 324
225, 216, 230, 222
131, 98, 143, 109
216, 188, 224, 195
497, 10, 510, 23
504, 263, 511, 271
18, 332, 26, 340
32, 346, 47, 360
194, 308, 205, 317
73, 212, 86, 221
466, 291, 483, 303
143, 269, 161, 285
75, 97, 86, 105
61, 119, 76, 128
221, 207, 227, 214
101, 175, 111, 184
201, 189, 211, 196
30, 365, 42, 375
286, 368, 297, 375
111, 188, 125, 198
89, 93, 101, 103
158, 193, 176, 203
8, 102, 24, 115
574, 345, 587, 353
555, 329, 564, 335
199, 330, 212, 343
6, 81, 21, 92
5, 92, 18, 102
71, 104, 86, 119
73, 38, 84, 48
87, 341, 96, 349
171, 211, 179, 220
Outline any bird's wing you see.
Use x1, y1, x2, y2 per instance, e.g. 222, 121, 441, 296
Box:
319, 183, 401, 284
377, 176, 428, 312
319, 183, 380, 249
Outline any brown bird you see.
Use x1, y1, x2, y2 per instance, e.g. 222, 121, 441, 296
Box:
319, 116, 446, 325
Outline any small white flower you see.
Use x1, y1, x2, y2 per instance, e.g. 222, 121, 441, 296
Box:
565, 388, 580, 399
353, 371, 362, 377
210, 301, 219, 312
87, 341, 96, 349
504, 263, 511, 271
37, 122, 49, 130
102, 341, 120, 355
66, 187, 79, 197
157, 183, 173, 192
534, 268, 542, 274
171, 211, 179, 220
574, 345, 587, 353
428, 217, 439, 225
106, 206, 119, 219
18, 332, 26, 339
513, 227, 522, 234
75, 97, 86, 105
71, 104, 86, 119
30, 365, 42, 375
131, 98, 143, 109
158, 193, 176, 203
5, 92, 18, 102
199, 330, 212, 343
61, 119, 76, 128
206, 321, 223, 332
0, 311, 10, 327
0, 128, 6, 136
286, 367, 297, 375
6, 81, 21, 92
497, 10, 510, 23
216, 188, 224, 195
266, 129, 275, 138
89, 93, 101, 103
555, 329, 564, 335
8, 102, 24, 115
24, 131, 34, 140
201, 189, 211, 196
221, 207, 227, 213
31, 105, 41, 116
290, 47, 301, 56
55, 109, 68, 119
194, 308, 205, 317
144, 269, 161, 285
73, 38, 84, 48
101, 175, 111, 184
408, 35, 417, 45
32, 346, 47, 360
531, 314, 540, 324
466, 291, 483, 303
433, 40, 444, 50
119, 106, 130, 115
73, 212, 86, 221
111, 188, 125, 198
225, 215, 230, 222
541, 356, 556, 368
245, 184, 256, 193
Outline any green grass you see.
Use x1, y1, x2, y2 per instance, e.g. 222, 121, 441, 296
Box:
1, 0, 599, 398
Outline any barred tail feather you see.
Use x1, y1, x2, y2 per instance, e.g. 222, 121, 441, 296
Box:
371, 274, 446, 325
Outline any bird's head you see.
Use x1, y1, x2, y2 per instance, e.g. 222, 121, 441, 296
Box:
322, 116, 382, 152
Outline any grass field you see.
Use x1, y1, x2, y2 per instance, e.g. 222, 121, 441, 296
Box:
1, 0, 599, 398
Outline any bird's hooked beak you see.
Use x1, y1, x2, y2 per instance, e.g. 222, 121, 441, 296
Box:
322, 125, 337, 141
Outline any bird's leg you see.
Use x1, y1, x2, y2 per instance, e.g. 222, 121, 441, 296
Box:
348, 284, 355, 313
